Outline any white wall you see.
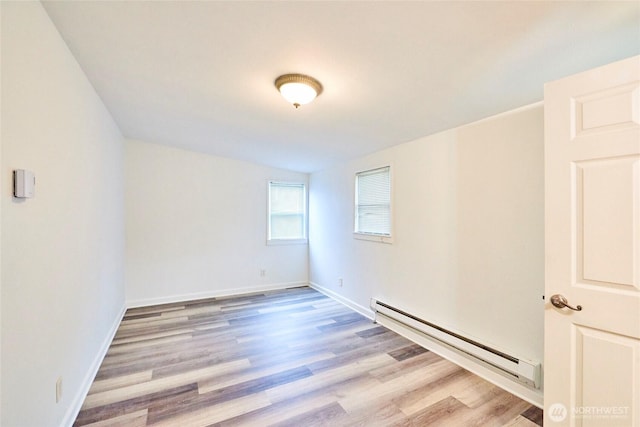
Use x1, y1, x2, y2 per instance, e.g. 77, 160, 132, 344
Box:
125, 139, 308, 306
309, 104, 544, 364
0, 4, 3, 420
1, 3, 125, 427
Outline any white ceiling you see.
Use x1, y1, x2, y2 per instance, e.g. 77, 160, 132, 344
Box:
42, 1, 639, 173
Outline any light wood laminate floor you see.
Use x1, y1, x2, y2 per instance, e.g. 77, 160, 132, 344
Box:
74, 287, 543, 426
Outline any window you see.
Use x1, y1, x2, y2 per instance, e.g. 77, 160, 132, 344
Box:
268, 181, 307, 243
355, 166, 392, 240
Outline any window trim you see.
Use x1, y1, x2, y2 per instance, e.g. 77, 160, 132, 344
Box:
267, 180, 308, 245
353, 165, 393, 244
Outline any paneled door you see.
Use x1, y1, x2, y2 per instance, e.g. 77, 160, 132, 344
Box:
544, 55, 640, 426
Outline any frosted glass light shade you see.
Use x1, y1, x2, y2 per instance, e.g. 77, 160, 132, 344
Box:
279, 83, 318, 106
275, 74, 323, 108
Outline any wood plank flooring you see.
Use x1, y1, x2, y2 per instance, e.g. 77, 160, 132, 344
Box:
74, 287, 543, 426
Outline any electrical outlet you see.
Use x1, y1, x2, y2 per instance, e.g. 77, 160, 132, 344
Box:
338, 278, 343, 287
56, 377, 63, 403
260, 269, 266, 277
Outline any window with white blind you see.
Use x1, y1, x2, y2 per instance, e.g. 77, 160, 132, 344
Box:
268, 181, 307, 244
354, 166, 392, 241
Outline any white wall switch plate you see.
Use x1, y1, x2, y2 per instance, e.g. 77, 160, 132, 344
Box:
13, 169, 35, 198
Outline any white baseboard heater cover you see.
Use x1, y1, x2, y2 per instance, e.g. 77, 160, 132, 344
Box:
370, 298, 541, 389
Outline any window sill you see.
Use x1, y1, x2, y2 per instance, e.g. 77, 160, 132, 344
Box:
353, 233, 393, 244
267, 238, 308, 246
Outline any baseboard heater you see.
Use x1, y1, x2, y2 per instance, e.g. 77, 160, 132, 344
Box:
370, 299, 541, 389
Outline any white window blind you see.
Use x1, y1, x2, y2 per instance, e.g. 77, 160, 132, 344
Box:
269, 182, 306, 241
355, 166, 391, 236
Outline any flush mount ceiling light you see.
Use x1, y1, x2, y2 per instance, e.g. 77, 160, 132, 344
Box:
275, 73, 323, 109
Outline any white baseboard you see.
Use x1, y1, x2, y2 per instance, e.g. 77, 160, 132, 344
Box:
376, 315, 544, 408
126, 281, 307, 308
62, 303, 126, 427
308, 281, 375, 320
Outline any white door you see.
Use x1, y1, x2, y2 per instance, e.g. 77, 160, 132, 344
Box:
544, 55, 640, 426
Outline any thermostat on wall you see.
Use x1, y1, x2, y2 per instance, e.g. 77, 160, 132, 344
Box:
13, 169, 35, 198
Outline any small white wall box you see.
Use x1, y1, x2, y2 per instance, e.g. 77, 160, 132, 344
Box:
13, 169, 35, 198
